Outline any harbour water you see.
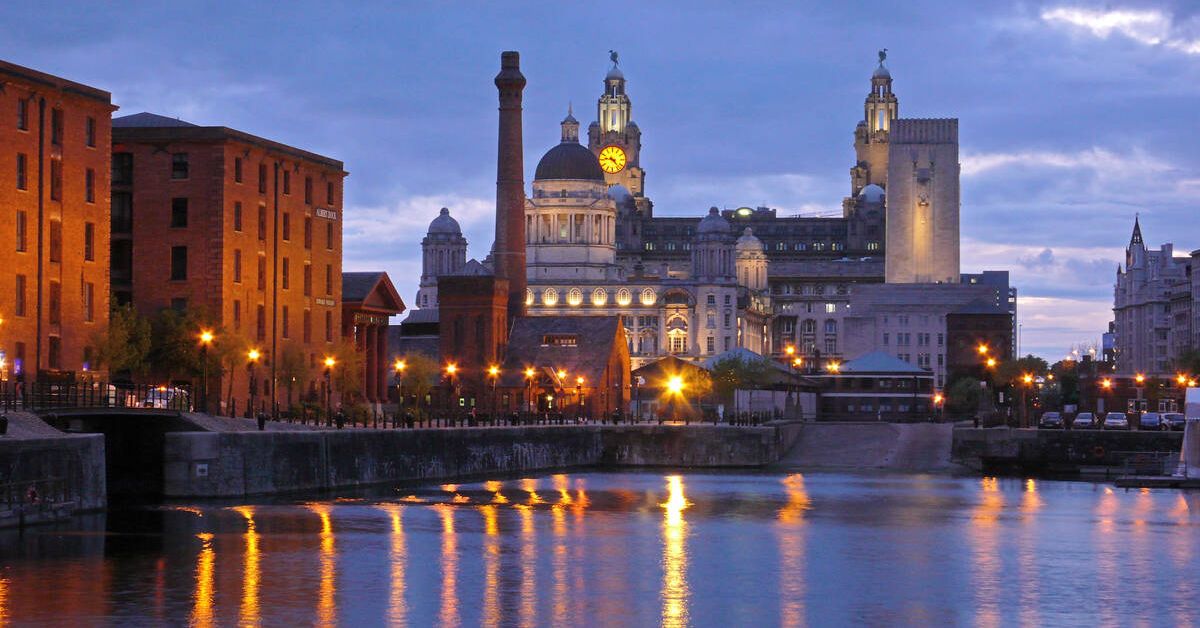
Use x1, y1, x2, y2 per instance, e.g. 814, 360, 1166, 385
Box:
1, 471, 1197, 626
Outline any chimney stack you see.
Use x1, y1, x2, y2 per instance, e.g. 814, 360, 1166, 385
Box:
494, 51, 527, 319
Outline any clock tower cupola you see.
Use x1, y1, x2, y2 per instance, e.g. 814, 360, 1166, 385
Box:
588, 50, 645, 197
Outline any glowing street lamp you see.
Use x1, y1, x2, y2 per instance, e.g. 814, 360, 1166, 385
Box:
247, 348, 261, 417
826, 361, 841, 374
1177, 374, 1188, 386
323, 356, 336, 424
785, 345, 795, 357
1100, 378, 1112, 390
394, 359, 407, 419
524, 367, 536, 414
575, 375, 585, 419
198, 330, 214, 414
488, 365, 501, 418
985, 357, 996, 368
977, 343, 989, 355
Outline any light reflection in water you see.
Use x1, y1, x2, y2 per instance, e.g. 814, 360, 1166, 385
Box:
307, 504, 336, 626
485, 480, 508, 504
1094, 486, 1120, 628
521, 478, 544, 505
970, 477, 1003, 628
552, 496, 569, 626
1170, 494, 1195, 627
516, 503, 537, 628
480, 504, 501, 628
661, 475, 690, 628
778, 474, 809, 628
436, 504, 460, 628
0, 575, 8, 626
377, 504, 407, 626
1017, 480, 1040, 627
191, 532, 215, 628
232, 506, 260, 627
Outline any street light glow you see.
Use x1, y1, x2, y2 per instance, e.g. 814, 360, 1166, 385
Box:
785, 345, 795, 356
575, 376, 584, 385
446, 363, 457, 375
1177, 374, 1188, 385
488, 365, 500, 377
247, 349, 261, 362
557, 369, 567, 380
977, 344, 989, 355
985, 357, 996, 368
524, 367, 536, 379
827, 361, 840, 373
394, 359, 406, 373
199, 330, 214, 345
792, 357, 802, 367
1100, 378, 1112, 389
933, 393, 944, 404
1135, 373, 1145, 384
1022, 373, 1033, 385
667, 375, 684, 395
324, 356, 336, 368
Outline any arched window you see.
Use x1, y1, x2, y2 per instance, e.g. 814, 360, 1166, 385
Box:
824, 319, 837, 335
640, 288, 657, 306
542, 288, 559, 306
802, 319, 816, 335
566, 288, 583, 306
616, 288, 632, 306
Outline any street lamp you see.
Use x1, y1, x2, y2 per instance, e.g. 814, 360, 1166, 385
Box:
394, 359, 406, 426
247, 348, 261, 418
323, 356, 336, 425
524, 367, 536, 416
826, 361, 841, 374
198, 330, 214, 414
445, 363, 458, 419
488, 365, 500, 419
933, 392, 944, 421
666, 375, 685, 424
1021, 373, 1033, 427
1135, 373, 1145, 418
576, 375, 585, 421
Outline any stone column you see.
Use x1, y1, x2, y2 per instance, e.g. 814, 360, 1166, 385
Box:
376, 322, 388, 404
365, 323, 378, 402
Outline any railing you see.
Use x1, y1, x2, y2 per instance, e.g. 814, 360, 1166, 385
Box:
0, 381, 193, 412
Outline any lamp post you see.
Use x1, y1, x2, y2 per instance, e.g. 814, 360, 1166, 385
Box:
1135, 373, 1145, 421
247, 349, 261, 418
445, 363, 458, 424
394, 359, 406, 428
575, 375, 585, 422
634, 375, 644, 422
323, 356, 336, 426
933, 392, 944, 422
667, 375, 684, 424
1099, 377, 1112, 415
791, 356, 803, 419
1021, 373, 1033, 428
524, 367, 536, 417
488, 365, 500, 421
198, 330, 214, 414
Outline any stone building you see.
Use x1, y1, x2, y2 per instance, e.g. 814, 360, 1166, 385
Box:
111, 113, 346, 412
0, 60, 116, 380
341, 272, 405, 409
1112, 216, 1194, 375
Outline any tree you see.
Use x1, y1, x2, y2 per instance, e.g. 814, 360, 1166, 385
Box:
89, 304, 151, 378
331, 338, 365, 401
1173, 349, 1200, 377
398, 353, 440, 415
708, 354, 771, 413
947, 376, 982, 416
277, 341, 311, 408
147, 308, 220, 383
990, 354, 1049, 387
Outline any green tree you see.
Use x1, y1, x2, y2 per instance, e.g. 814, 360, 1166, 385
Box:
947, 376, 982, 416
331, 338, 365, 401
991, 354, 1049, 387
277, 341, 311, 408
89, 304, 151, 378
398, 353, 440, 415
147, 308, 220, 382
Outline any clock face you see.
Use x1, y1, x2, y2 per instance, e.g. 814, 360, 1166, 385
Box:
598, 145, 627, 174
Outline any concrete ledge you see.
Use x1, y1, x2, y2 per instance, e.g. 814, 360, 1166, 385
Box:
0, 434, 105, 527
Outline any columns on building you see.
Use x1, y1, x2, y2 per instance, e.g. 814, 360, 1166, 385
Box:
364, 324, 378, 402
376, 322, 388, 403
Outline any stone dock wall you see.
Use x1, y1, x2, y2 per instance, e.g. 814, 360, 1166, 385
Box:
0, 432, 106, 527
164, 424, 797, 498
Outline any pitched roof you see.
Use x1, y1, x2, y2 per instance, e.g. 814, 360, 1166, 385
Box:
840, 351, 927, 374
342, 271, 405, 313
113, 112, 198, 128
499, 316, 624, 387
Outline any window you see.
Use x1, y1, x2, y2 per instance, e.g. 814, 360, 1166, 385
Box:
303, 263, 312, 296
283, 170, 291, 194
325, 264, 333, 295
883, 332, 889, 346
48, 281, 61, 325
707, 294, 716, 305
542, 334, 578, 347
86, 117, 96, 147
84, 223, 95, 261
17, 99, 27, 130
171, 153, 189, 179
112, 153, 133, 185
303, 310, 312, 343
233, 202, 243, 231
15, 274, 26, 316
234, 250, 242, 283
171, 246, 188, 280
258, 204, 267, 240
937, 333, 944, 346
257, 256, 266, 290
16, 153, 27, 190
49, 220, 62, 262
282, 257, 290, 290
51, 108, 63, 145
85, 168, 95, 202
171, 198, 188, 227
282, 306, 290, 338
304, 216, 313, 249
327, 181, 334, 204
256, 305, 266, 341
83, 282, 95, 322
282, 212, 291, 240
258, 163, 268, 193
706, 336, 715, 353
48, 337, 61, 370
50, 159, 61, 200
325, 310, 333, 342
304, 176, 313, 204
16, 212, 27, 252
326, 222, 334, 249
825, 303, 836, 314
724, 312, 731, 327
234, 157, 243, 183
233, 300, 241, 329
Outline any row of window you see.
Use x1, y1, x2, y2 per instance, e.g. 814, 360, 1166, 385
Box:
11, 275, 97, 323
114, 152, 338, 207
14, 153, 98, 203
15, 102, 97, 148
882, 332, 943, 347
227, 300, 334, 344
774, 284, 851, 296
13, 213, 97, 261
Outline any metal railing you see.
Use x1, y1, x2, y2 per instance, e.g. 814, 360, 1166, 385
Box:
0, 381, 193, 412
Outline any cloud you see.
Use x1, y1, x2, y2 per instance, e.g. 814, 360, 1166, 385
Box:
657, 173, 842, 216
1017, 247, 1055, 269
1040, 6, 1200, 55
961, 147, 1173, 178
1016, 295, 1114, 359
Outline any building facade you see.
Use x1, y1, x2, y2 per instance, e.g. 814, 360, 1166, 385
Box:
0, 60, 116, 380
1112, 217, 1195, 375
112, 112, 346, 412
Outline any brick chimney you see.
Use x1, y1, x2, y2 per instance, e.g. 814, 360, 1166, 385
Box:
494, 51, 527, 320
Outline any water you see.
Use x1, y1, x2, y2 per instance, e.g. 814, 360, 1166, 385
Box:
1, 472, 1198, 627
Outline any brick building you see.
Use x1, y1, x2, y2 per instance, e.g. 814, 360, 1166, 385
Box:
111, 113, 345, 413
0, 60, 116, 380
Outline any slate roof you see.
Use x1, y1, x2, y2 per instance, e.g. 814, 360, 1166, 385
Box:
342, 272, 385, 301
113, 112, 198, 128
839, 351, 928, 374
342, 271, 405, 313
498, 316, 623, 387
400, 309, 439, 325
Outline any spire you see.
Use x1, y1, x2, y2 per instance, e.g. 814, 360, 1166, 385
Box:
561, 103, 579, 143
1130, 213, 1144, 247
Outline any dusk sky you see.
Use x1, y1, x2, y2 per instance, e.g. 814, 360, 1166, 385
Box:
7, 1, 1199, 360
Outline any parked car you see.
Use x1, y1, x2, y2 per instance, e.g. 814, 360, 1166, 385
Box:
1071, 412, 1097, 429
1039, 411, 1064, 429
1103, 412, 1130, 430
1163, 412, 1187, 431
142, 387, 191, 410
1138, 412, 1166, 431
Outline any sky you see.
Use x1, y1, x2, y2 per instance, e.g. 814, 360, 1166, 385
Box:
5, 1, 1199, 360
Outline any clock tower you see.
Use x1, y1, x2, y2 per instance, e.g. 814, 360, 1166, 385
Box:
588, 52, 646, 198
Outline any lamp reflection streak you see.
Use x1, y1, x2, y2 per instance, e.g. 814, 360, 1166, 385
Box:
1017, 480, 1040, 627
1094, 487, 1119, 628
778, 474, 809, 628
969, 477, 1002, 628
191, 532, 215, 628
233, 506, 260, 627
661, 475, 690, 628
307, 504, 336, 626
436, 504, 460, 628
481, 505, 501, 628
517, 504, 537, 628
376, 504, 407, 626
0, 576, 8, 626
552, 502, 569, 626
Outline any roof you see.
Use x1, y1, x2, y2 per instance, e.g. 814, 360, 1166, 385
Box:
341, 272, 405, 313
112, 112, 198, 128
427, 207, 463, 236
400, 309, 439, 325
0, 59, 113, 104
112, 112, 345, 171
389, 325, 440, 362
535, 141, 604, 182
951, 298, 1008, 316
839, 351, 927, 374
499, 316, 624, 387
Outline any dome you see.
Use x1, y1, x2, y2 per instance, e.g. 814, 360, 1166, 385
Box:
606, 66, 625, 81
428, 207, 462, 235
697, 206, 730, 235
535, 142, 604, 182
859, 184, 885, 204
872, 63, 890, 80
736, 227, 763, 252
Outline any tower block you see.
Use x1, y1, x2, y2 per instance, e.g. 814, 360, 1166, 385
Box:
884, 119, 960, 284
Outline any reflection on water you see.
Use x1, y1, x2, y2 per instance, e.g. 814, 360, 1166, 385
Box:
2, 472, 1199, 626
